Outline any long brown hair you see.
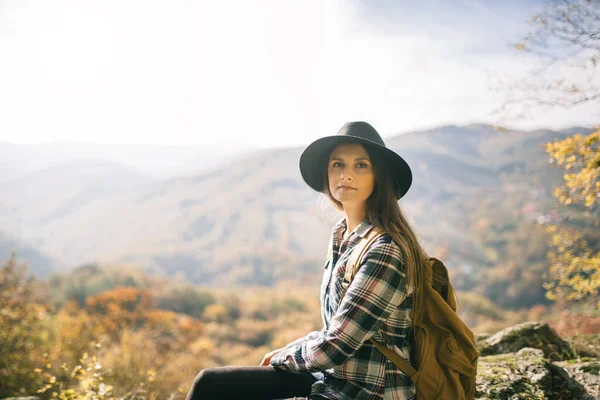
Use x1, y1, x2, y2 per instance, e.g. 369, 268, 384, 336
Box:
321, 141, 429, 324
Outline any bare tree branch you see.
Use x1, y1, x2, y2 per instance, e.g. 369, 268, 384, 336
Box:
494, 0, 600, 120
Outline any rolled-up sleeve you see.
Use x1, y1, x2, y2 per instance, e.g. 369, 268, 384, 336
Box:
270, 238, 408, 372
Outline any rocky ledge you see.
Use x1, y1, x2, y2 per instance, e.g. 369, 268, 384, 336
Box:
476, 321, 600, 399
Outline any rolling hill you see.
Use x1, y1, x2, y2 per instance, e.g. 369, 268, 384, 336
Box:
0, 124, 593, 291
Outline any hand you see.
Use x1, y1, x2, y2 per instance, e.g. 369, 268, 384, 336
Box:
260, 348, 284, 366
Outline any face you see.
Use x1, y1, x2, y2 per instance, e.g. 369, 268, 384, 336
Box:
327, 142, 375, 207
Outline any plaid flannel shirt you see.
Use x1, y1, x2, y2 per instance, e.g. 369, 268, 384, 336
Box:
270, 218, 415, 400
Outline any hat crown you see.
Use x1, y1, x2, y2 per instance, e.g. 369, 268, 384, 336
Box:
336, 121, 385, 146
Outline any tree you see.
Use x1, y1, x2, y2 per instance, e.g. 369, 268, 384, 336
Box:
495, 0, 600, 305
85, 287, 153, 340
544, 130, 600, 304
493, 0, 599, 120
0, 254, 50, 397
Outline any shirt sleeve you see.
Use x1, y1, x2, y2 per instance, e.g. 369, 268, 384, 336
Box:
280, 329, 323, 350
270, 236, 408, 372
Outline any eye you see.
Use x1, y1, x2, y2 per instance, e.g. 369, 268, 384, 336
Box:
332, 161, 343, 168
357, 162, 369, 168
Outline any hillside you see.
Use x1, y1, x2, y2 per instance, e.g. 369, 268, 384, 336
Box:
0, 124, 593, 301
0, 230, 59, 277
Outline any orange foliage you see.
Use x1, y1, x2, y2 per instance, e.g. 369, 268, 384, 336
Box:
86, 286, 152, 314
85, 287, 153, 339
550, 311, 600, 337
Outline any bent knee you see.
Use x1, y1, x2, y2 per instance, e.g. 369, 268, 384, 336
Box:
194, 367, 220, 386
186, 368, 221, 400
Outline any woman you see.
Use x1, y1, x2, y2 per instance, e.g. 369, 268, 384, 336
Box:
186, 121, 429, 400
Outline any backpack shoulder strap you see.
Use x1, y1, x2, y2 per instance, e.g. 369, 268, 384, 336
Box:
370, 338, 418, 380
344, 227, 384, 284
341, 227, 419, 380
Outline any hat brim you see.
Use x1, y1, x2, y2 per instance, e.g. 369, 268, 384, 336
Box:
299, 135, 412, 199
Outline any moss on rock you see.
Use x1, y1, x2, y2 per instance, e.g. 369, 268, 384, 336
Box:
480, 322, 575, 361
476, 347, 589, 399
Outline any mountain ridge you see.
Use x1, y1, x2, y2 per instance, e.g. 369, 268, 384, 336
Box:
1, 124, 593, 297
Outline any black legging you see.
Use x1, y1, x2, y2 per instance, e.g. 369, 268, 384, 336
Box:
185, 366, 328, 400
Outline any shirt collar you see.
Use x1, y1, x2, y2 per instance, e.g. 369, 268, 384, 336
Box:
333, 217, 375, 239
355, 219, 375, 238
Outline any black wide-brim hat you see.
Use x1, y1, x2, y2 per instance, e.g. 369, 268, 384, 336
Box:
299, 121, 412, 199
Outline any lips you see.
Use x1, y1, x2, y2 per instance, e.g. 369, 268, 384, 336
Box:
339, 186, 356, 190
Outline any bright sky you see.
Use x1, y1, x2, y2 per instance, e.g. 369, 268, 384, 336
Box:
0, 0, 598, 148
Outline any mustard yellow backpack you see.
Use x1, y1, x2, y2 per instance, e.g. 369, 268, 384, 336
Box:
343, 228, 479, 399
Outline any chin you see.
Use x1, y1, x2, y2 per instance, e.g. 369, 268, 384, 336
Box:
337, 196, 365, 205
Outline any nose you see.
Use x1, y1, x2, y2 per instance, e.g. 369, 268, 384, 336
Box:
341, 169, 354, 181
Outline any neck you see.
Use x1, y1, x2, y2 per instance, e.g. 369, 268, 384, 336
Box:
343, 202, 366, 234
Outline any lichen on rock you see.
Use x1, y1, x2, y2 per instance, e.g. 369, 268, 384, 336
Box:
480, 322, 575, 361
476, 347, 589, 399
